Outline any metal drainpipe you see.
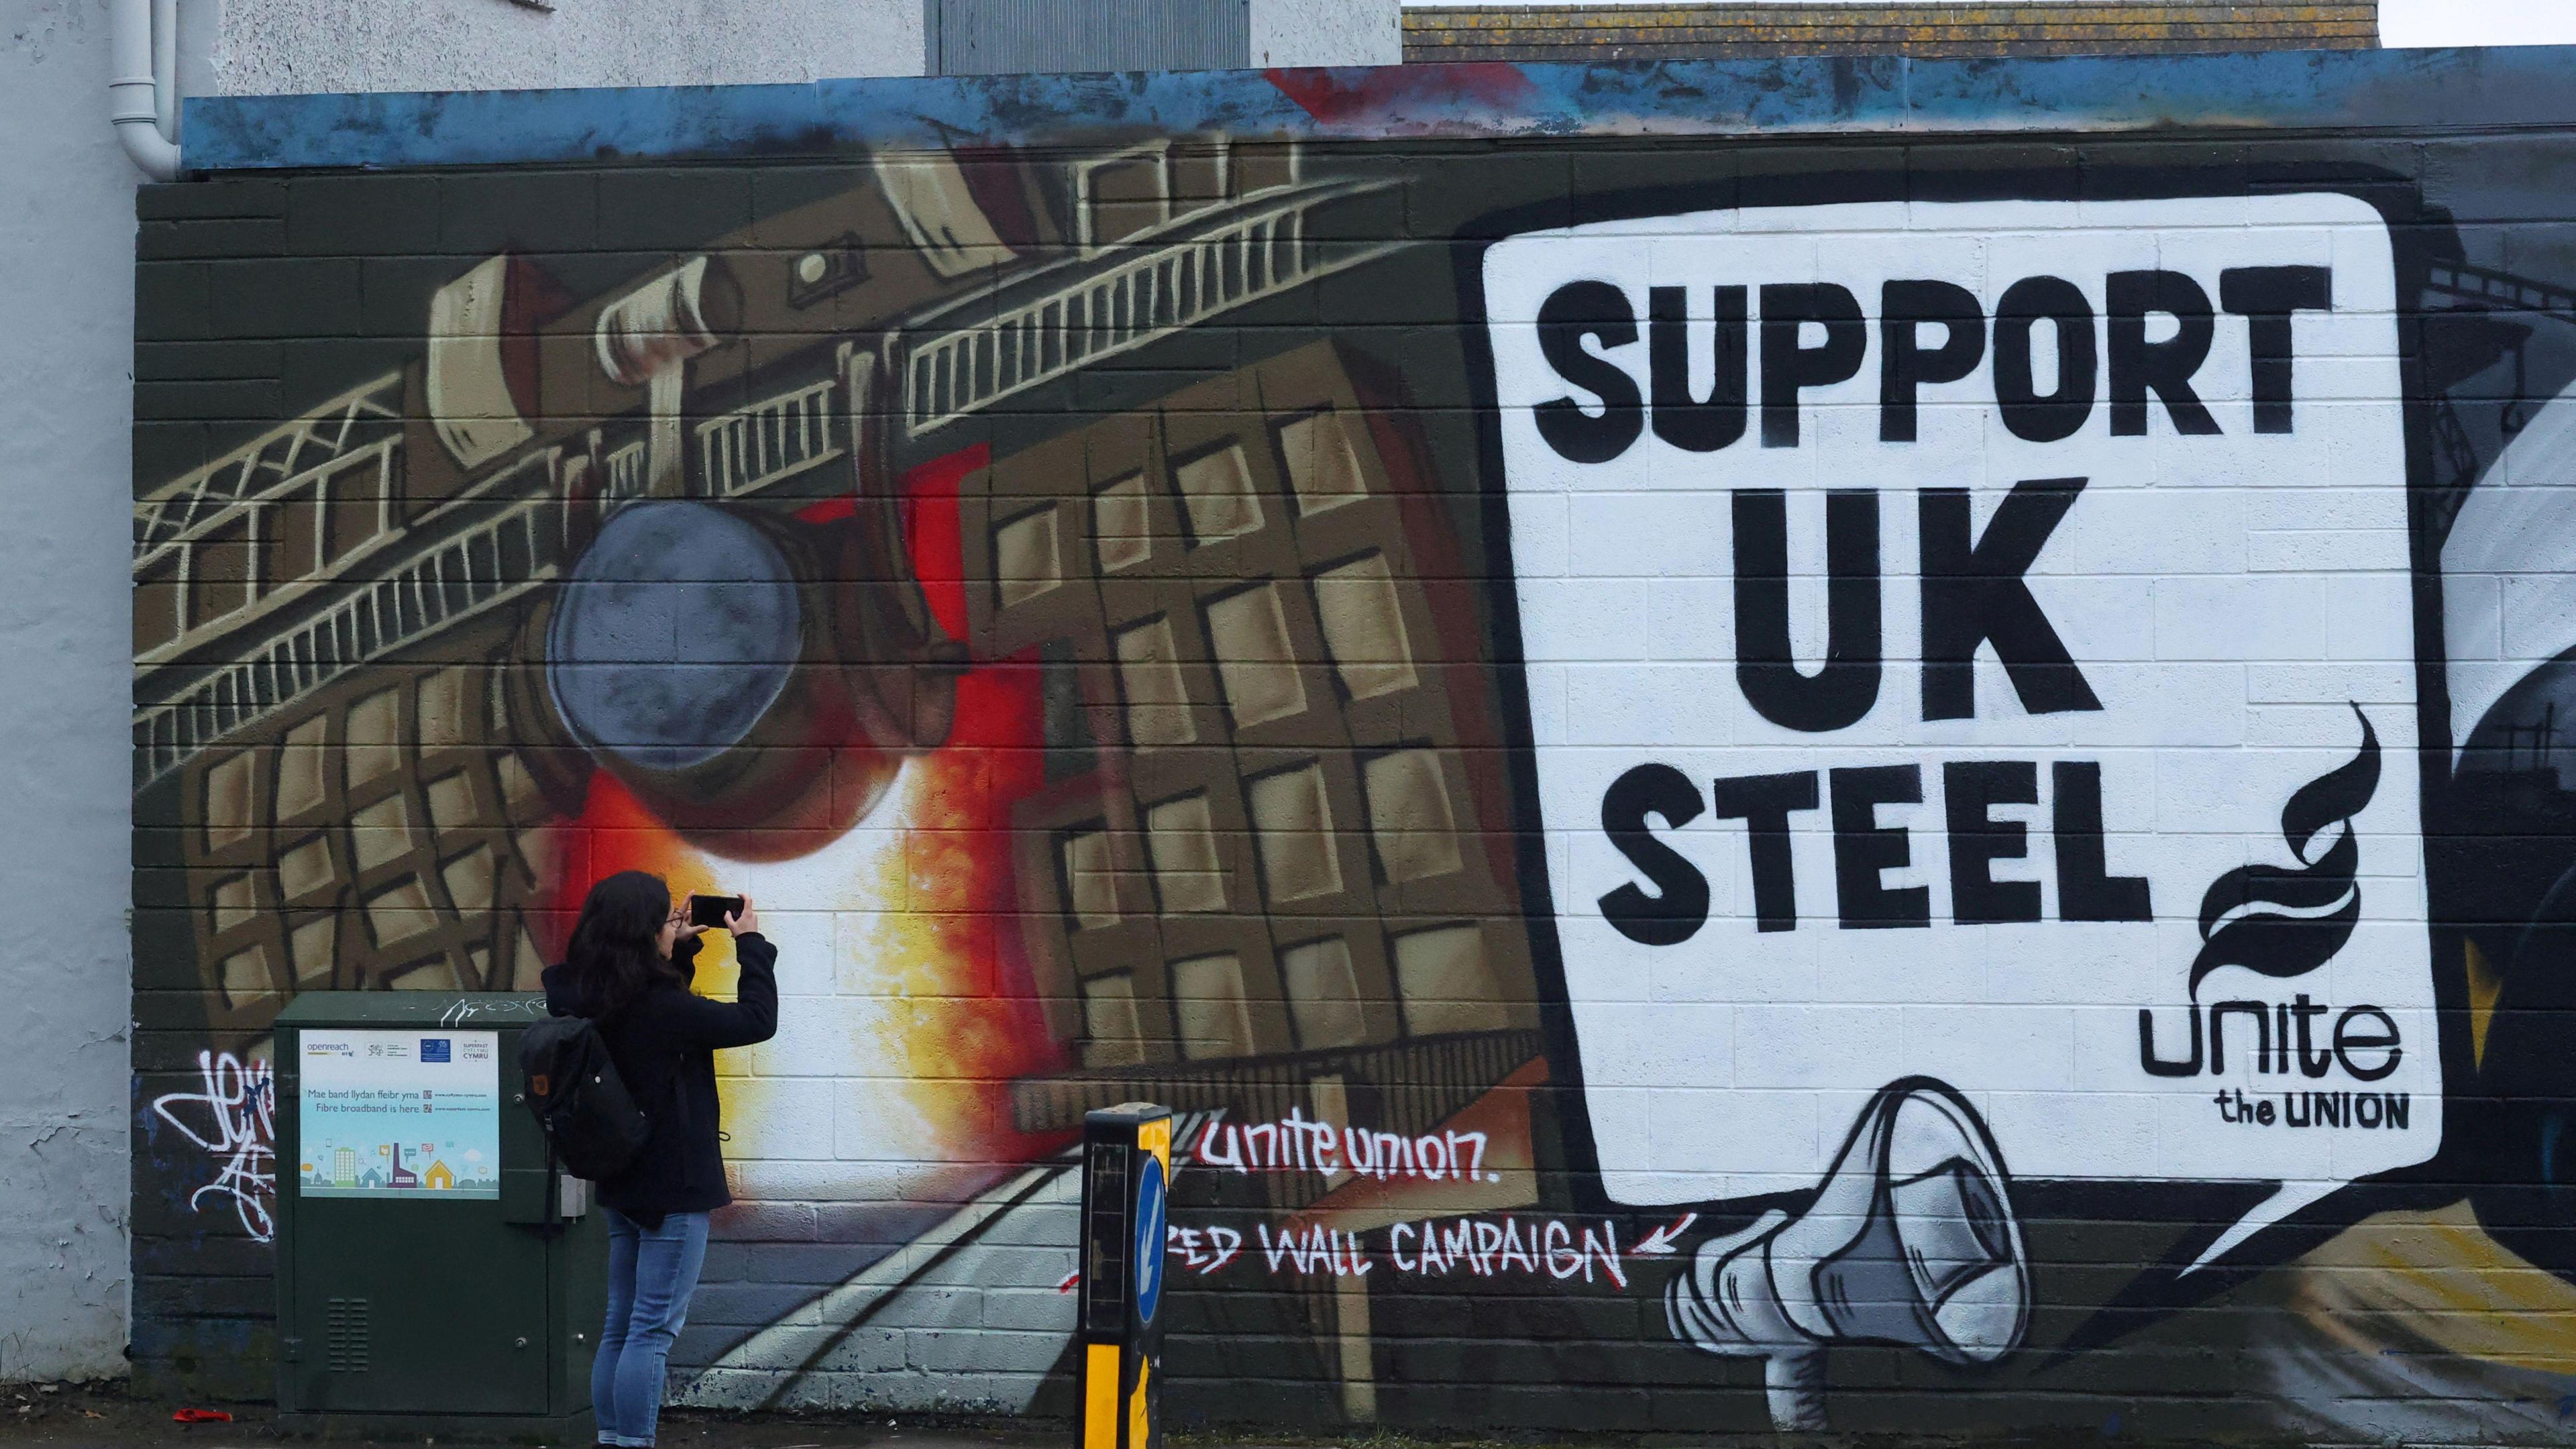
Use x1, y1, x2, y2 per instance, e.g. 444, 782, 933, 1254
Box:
110, 0, 180, 180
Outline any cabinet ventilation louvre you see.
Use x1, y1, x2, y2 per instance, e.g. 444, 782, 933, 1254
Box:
325, 1297, 370, 1373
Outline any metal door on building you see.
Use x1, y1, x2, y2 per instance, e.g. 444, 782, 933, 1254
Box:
931, 0, 1248, 74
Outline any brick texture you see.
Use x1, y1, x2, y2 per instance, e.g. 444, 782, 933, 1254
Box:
1401, 2, 2377, 62
122, 97, 2576, 1446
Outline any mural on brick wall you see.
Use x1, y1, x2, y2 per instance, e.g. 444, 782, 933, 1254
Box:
127, 121, 2576, 1438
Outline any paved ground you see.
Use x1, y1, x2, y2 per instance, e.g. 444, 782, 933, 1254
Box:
0, 1381, 1083, 1448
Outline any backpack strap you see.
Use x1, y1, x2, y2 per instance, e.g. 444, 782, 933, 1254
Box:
587, 986, 704, 1189
668, 1046, 702, 1189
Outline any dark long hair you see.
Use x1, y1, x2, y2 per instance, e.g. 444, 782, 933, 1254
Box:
561, 870, 675, 1014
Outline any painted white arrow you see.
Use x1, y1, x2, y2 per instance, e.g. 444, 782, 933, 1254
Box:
1631, 1212, 1699, 1256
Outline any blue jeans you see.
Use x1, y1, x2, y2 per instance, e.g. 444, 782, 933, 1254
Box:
594, 1208, 710, 1448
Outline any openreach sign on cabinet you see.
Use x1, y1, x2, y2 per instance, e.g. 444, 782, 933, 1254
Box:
297, 1030, 503, 1200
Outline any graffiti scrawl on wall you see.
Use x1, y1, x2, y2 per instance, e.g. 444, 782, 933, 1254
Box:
124, 80, 2576, 1440
148, 1050, 276, 1242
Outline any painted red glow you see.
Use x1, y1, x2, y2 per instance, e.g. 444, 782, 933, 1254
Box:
901, 444, 985, 643
541, 533, 1071, 1184
1265, 62, 1539, 125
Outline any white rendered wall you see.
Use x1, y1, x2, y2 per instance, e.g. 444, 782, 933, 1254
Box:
203, 0, 931, 93
0, 0, 140, 1386
204, 0, 1405, 92
2381, 0, 2576, 47
1252, 0, 1401, 66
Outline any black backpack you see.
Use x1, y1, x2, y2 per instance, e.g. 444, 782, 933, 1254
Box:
518, 1013, 651, 1182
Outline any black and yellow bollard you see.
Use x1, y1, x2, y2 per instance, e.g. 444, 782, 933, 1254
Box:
1079, 1103, 1172, 1449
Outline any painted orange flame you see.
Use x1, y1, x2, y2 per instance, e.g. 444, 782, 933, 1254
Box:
551, 661, 1071, 1201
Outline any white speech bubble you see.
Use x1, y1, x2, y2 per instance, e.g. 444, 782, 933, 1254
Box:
1483, 193, 2439, 1271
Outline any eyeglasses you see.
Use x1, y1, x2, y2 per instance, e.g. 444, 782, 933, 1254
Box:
665, 912, 688, 926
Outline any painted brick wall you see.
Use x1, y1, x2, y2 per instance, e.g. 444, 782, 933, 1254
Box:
1401, 3, 2376, 61
131, 65, 2576, 1441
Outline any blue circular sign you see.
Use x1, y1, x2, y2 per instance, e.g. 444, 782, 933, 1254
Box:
1132, 1154, 1167, 1326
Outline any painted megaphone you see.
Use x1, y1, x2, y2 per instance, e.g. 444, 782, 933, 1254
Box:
1665, 1077, 2029, 1432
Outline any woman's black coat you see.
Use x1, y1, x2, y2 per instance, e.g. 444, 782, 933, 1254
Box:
541, 931, 779, 1221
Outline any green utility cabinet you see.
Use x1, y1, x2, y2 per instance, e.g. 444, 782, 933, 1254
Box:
273, 993, 604, 1439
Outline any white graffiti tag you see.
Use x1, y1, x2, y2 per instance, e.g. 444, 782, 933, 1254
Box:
152, 1051, 276, 1242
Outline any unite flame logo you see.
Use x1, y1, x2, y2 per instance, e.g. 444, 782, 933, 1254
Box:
2188, 702, 2381, 1000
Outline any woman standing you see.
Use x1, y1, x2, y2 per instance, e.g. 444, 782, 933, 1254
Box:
543, 871, 778, 1449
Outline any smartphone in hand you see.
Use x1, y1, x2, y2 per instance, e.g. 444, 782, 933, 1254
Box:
690, 894, 745, 929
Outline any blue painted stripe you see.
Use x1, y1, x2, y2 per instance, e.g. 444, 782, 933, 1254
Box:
180, 45, 2576, 174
